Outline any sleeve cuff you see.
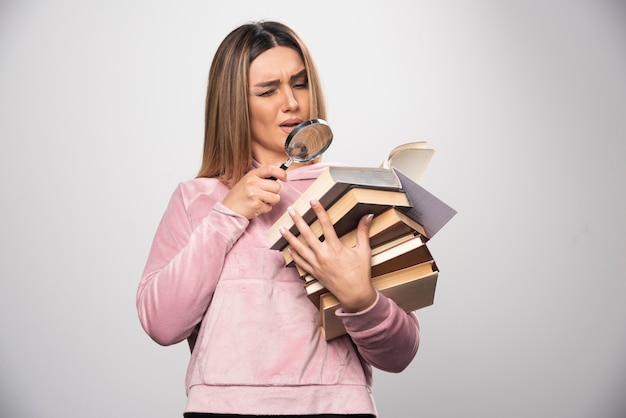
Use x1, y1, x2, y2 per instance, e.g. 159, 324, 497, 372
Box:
335, 291, 393, 334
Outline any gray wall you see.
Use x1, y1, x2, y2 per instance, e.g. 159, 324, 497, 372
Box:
1, 1, 625, 417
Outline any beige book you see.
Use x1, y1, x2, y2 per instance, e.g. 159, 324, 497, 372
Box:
269, 186, 411, 253
319, 260, 438, 340
267, 166, 403, 250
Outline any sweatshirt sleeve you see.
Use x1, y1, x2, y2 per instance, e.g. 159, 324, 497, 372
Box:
336, 292, 420, 373
136, 184, 249, 346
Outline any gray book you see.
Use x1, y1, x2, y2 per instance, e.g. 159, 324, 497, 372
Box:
393, 168, 457, 240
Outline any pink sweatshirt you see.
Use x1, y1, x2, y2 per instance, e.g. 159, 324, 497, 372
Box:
136, 162, 420, 416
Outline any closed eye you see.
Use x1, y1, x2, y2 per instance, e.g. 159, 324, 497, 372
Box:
257, 89, 276, 97
293, 80, 308, 89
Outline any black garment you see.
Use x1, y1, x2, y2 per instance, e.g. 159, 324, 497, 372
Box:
184, 414, 375, 418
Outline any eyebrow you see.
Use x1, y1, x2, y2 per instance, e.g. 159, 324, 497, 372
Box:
252, 69, 307, 89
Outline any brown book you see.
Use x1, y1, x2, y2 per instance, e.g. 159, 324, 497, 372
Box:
302, 273, 317, 284
267, 166, 404, 250
319, 260, 438, 340
370, 233, 432, 277
370, 232, 417, 256
304, 279, 327, 307
282, 206, 427, 269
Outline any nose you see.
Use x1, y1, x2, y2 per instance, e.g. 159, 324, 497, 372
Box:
281, 88, 299, 112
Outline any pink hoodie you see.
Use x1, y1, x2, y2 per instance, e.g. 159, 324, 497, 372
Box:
136, 162, 420, 416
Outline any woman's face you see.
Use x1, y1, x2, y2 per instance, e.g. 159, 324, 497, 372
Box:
248, 46, 310, 167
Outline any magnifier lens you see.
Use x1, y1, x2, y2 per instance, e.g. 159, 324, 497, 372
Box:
285, 119, 333, 163
288, 142, 310, 160
269, 119, 333, 178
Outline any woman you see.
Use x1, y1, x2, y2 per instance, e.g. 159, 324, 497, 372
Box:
137, 21, 420, 417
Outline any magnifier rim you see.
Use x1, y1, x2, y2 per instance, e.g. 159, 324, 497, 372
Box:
283, 118, 333, 162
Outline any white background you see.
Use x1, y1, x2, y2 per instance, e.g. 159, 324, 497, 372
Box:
1, 1, 625, 417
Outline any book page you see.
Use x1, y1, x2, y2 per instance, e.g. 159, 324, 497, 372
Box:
380, 142, 435, 183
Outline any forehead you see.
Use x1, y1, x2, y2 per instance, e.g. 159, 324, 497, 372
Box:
248, 46, 305, 83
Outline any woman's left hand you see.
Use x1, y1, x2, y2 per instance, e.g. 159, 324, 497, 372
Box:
280, 199, 377, 313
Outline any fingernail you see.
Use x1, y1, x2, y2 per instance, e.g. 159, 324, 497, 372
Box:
287, 206, 295, 216
309, 198, 318, 207
279, 226, 286, 235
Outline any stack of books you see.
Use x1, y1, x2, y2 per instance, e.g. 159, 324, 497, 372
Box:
266, 142, 456, 340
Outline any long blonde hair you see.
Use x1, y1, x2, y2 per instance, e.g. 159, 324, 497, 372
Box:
197, 21, 326, 186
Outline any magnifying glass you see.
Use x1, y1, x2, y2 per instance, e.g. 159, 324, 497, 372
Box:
269, 119, 333, 179
280, 118, 333, 169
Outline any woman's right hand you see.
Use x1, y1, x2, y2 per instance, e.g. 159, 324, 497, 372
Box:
221, 166, 287, 219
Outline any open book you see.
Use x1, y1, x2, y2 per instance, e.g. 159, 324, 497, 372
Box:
379, 141, 435, 184
266, 141, 452, 250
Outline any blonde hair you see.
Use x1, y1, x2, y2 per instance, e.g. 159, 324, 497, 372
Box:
197, 21, 326, 186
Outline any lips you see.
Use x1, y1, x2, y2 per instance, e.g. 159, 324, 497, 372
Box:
280, 119, 303, 131
280, 119, 302, 129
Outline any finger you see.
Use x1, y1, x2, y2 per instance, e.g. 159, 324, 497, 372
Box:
355, 213, 374, 253
307, 199, 339, 242
243, 168, 282, 204
286, 204, 323, 247
286, 246, 314, 275
279, 225, 315, 269
259, 165, 288, 182
258, 188, 281, 206
242, 166, 283, 184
